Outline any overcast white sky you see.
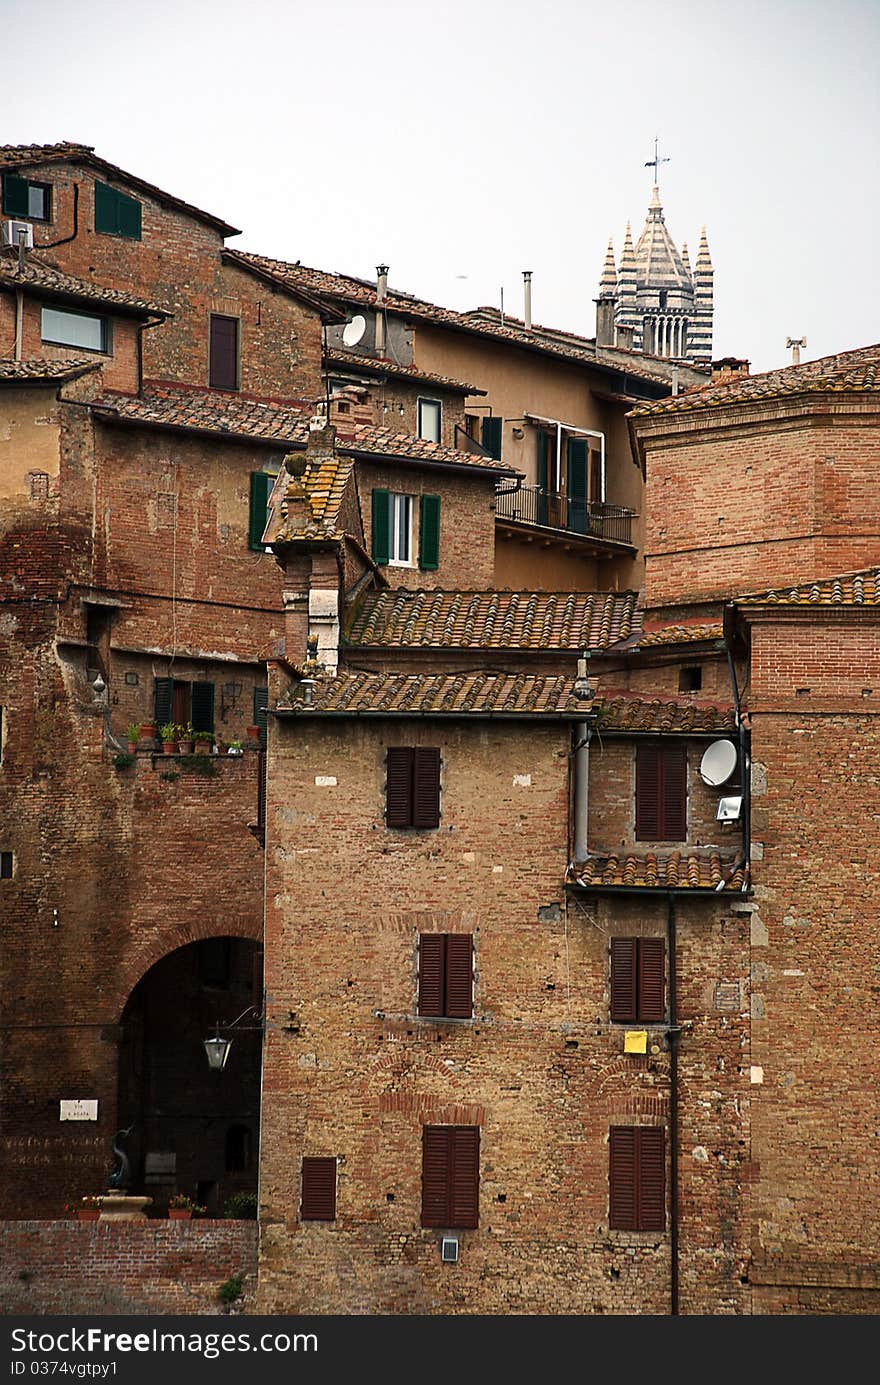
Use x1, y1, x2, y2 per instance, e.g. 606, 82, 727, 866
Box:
3, 0, 878, 373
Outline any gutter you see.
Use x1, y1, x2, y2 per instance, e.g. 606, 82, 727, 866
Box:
273, 709, 593, 723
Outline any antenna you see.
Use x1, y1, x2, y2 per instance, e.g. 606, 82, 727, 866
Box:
699, 740, 738, 788
342, 314, 367, 348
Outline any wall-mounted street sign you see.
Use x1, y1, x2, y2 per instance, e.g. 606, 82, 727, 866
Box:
60, 1099, 98, 1121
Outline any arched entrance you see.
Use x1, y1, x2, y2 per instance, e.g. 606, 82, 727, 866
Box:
116, 936, 262, 1215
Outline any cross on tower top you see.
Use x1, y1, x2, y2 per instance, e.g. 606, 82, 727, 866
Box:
644, 136, 670, 186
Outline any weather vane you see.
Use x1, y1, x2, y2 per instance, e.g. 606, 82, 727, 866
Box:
645, 136, 670, 186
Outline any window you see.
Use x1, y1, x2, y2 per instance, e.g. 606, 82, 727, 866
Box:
421, 1126, 480, 1229
386, 747, 440, 830
372, 490, 440, 570
2, 173, 51, 221
609, 1126, 665, 1232
300, 1156, 337, 1220
94, 180, 141, 239
678, 666, 702, 693
418, 935, 473, 1019
610, 938, 665, 1023
253, 687, 269, 748
225, 1124, 253, 1173
417, 397, 441, 443
0, 852, 12, 879
41, 306, 109, 354
154, 677, 215, 733
209, 314, 239, 391
481, 415, 502, 460
249, 471, 277, 550
635, 743, 687, 841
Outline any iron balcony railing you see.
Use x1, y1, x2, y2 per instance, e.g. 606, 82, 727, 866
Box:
495, 484, 635, 546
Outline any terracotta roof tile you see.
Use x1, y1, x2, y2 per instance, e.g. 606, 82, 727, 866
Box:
325, 348, 486, 396
0, 356, 101, 383
595, 693, 735, 733
267, 451, 355, 543
570, 851, 747, 891
276, 670, 596, 717
344, 589, 641, 650
631, 343, 880, 417
0, 252, 168, 316
638, 621, 724, 647
737, 565, 880, 608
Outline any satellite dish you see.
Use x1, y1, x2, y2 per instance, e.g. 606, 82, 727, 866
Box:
699, 739, 738, 787
342, 314, 367, 348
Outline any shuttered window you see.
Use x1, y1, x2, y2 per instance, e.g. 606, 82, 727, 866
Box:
635, 743, 687, 841
253, 687, 269, 748
481, 416, 502, 460
421, 1126, 480, 1229
154, 677, 214, 731
610, 938, 665, 1023
154, 677, 174, 727
386, 747, 440, 829
609, 1126, 666, 1232
190, 681, 215, 734
249, 472, 273, 550
300, 1156, 337, 1220
94, 180, 142, 239
418, 494, 441, 571
418, 935, 473, 1018
3, 173, 51, 221
210, 315, 239, 390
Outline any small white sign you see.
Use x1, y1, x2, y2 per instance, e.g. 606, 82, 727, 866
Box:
60, 1099, 98, 1121
750, 1066, 764, 1085
513, 774, 531, 787
315, 775, 337, 787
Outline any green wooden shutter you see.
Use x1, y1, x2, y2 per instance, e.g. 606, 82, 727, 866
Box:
418, 494, 440, 571
117, 189, 142, 240
481, 416, 502, 460
94, 181, 118, 235
2, 174, 30, 218
371, 488, 390, 565
154, 677, 174, 726
253, 686, 269, 748
566, 437, 589, 533
191, 681, 215, 733
249, 472, 271, 550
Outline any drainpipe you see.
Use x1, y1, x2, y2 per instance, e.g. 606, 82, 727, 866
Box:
725, 638, 751, 875
523, 271, 532, 331
667, 892, 680, 1316
14, 289, 24, 361
375, 264, 388, 358
572, 721, 591, 863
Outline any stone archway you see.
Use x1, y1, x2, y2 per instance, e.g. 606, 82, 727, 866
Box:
116, 936, 262, 1216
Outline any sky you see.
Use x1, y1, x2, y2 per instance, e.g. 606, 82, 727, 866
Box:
2, 0, 878, 373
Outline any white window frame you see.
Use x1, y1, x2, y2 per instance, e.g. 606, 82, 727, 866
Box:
417, 397, 442, 444
388, 492, 414, 566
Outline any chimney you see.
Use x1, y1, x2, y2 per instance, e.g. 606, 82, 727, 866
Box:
616, 324, 634, 351
785, 336, 806, 367
595, 298, 616, 348
375, 264, 389, 357
710, 357, 750, 384
523, 271, 532, 331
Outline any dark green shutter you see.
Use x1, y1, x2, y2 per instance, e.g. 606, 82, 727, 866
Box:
371, 488, 390, 565
94, 181, 117, 235
253, 686, 269, 748
481, 416, 502, 460
117, 190, 142, 240
249, 472, 271, 550
419, 494, 440, 570
536, 430, 550, 525
191, 682, 215, 733
567, 438, 589, 533
154, 677, 174, 726
2, 174, 30, 218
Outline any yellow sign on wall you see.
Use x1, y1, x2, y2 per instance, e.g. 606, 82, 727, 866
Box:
624, 1030, 648, 1054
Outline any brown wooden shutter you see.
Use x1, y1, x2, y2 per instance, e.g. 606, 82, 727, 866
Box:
418, 934, 445, 1017
209, 314, 238, 390
609, 1126, 638, 1230
661, 744, 687, 840
444, 935, 473, 1019
610, 938, 637, 1023
300, 1156, 337, 1220
638, 938, 666, 1022
635, 744, 661, 840
449, 1126, 480, 1229
386, 747, 414, 828
637, 1127, 665, 1231
412, 747, 440, 828
421, 1126, 451, 1228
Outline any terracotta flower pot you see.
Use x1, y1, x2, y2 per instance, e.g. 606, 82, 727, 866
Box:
76, 1209, 101, 1222
194, 741, 210, 755
162, 741, 177, 754
140, 722, 157, 741
127, 741, 138, 754
178, 740, 194, 755
168, 1209, 192, 1220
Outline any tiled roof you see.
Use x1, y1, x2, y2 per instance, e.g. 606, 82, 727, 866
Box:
269, 451, 355, 542
737, 566, 880, 608
276, 670, 597, 717
570, 851, 748, 891
631, 343, 880, 417
638, 622, 723, 647
344, 589, 641, 650
0, 143, 239, 236
90, 386, 511, 473
231, 253, 697, 392
325, 347, 486, 396
595, 694, 735, 733
0, 356, 101, 383
0, 252, 168, 316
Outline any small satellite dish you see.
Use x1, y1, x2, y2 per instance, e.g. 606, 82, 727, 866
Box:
342, 314, 367, 348
699, 739, 738, 787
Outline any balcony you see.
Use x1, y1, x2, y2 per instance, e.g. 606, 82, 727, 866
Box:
495, 484, 635, 547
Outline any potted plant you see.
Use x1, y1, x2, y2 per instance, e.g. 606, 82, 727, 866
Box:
228, 740, 244, 756
193, 731, 213, 756
140, 720, 158, 744
177, 723, 195, 755
126, 723, 140, 754
168, 1193, 206, 1221
159, 723, 178, 754
67, 1195, 103, 1222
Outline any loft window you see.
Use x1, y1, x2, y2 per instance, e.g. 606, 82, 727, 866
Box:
0, 852, 12, 879
94, 180, 141, 239
609, 1126, 665, 1232
41, 306, 109, 354
421, 1126, 480, 1229
209, 314, 239, 391
679, 666, 702, 692
635, 743, 687, 841
610, 938, 666, 1023
300, 1157, 337, 1221
386, 747, 441, 830
417, 397, 441, 443
2, 173, 51, 222
418, 935, 474, 1019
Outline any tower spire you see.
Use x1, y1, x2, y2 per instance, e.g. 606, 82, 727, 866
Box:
598, 237, 617, 297
616, 221, 639, 344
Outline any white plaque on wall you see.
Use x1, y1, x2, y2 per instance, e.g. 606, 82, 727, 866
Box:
60, 1099, 98, 1121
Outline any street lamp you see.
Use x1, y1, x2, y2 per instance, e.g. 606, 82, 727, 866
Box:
203, 1006, 262, 1072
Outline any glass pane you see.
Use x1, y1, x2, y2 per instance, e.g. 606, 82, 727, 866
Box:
41, 307, 105, 352
419, 400, 441, 443
28, 185, 47, 219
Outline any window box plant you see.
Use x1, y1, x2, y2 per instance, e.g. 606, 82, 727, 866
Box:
177, 723, 195, 755
159, 723, 178, 754
126, 723, 140, 754
168, 1193, 207, 1220
140, 720, 158, 744
66, 1195, 103, 1222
